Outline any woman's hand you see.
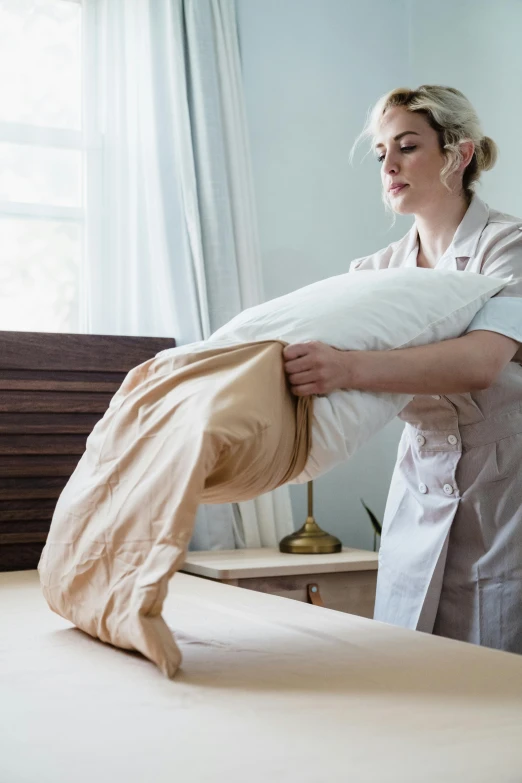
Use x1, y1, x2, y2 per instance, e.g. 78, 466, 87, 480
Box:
283, 341, 351, 397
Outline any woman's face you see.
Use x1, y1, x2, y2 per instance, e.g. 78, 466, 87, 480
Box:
374, 106, 456, 215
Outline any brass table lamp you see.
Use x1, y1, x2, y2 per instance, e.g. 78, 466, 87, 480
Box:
279, 480, 342, 554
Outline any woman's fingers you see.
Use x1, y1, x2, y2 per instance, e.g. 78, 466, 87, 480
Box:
286, 370, 316, 387
284, 356, 313, 374
283, 342, 317, 374
283, 342, 337, 396
283, 342, 313, 361
291, 383, 318, 397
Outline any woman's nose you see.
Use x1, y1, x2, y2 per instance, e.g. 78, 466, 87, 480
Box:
382, 152, 399, 176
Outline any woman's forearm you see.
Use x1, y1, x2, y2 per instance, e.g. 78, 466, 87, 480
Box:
283, 331, 519, 398
345, 331, 514, 395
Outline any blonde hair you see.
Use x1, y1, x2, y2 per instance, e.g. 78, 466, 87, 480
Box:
352, 85, 498, 207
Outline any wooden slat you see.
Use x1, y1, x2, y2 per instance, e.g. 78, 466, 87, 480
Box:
0, 499, 58, 522
0, 477, 68, 500
0, 522, 53, 536
0, 369, 126, 383
0, 413, 103, 434
0, 331, 175, 372
0, 391, 113, 413
0, 455, 81, 477
0, 542, 45, 571
0, 434, 88, 455
0, 380, 121, 392
0, 533, 48, 545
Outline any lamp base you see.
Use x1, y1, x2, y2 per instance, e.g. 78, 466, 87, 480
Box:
279, 516, 342, 555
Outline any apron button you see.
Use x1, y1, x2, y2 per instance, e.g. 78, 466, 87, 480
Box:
447, 434, 458, 445
443, 483, 455, 495
416, 435, 426, 446
419, 482, 428, 494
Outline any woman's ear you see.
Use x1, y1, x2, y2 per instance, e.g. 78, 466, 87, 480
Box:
459, 140, 475, 171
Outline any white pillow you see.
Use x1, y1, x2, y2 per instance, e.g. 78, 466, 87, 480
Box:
208, 268, 507, 482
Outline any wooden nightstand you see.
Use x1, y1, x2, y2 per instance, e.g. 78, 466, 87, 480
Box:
181, 547, 379, 618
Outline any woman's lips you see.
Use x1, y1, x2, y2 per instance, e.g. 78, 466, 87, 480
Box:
389, 184, 408, 196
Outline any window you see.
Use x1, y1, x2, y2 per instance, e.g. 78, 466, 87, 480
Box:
0, 0, 85, 332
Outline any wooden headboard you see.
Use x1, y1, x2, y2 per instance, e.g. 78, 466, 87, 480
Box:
0, 331, 176, 572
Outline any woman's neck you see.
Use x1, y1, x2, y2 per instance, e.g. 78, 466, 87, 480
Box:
415, 193, 470, 268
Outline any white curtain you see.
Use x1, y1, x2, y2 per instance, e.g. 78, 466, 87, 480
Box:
82, 0, 296, 550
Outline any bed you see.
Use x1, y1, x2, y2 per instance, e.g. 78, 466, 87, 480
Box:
1, 568, 521, 782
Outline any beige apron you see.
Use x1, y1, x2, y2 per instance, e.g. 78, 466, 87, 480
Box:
38, 340, 311, 677
375, 384, 522, 653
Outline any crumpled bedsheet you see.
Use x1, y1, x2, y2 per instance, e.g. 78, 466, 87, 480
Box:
38, 340, 311, 678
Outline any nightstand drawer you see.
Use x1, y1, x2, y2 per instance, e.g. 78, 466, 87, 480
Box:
221, 569, 377, 617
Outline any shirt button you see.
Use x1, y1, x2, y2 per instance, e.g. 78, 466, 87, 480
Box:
447, 435, 458, 445
416, 435, 426, 446
432, 395, 441, 400
419, 483, 428, 494
443, 483, 454, 495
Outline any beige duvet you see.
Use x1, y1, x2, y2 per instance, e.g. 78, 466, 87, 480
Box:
38, 340, 311, 678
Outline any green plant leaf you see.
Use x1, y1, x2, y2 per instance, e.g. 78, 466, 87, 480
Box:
360, 499, 382, 537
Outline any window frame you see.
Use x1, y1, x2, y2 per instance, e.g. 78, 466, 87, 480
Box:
0, 123, 84, 222
0, 0, 103, 333
0, 0, 90, 225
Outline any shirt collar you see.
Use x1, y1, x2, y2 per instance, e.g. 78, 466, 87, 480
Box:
446, 194, 490, 260
393, 195, 490, 267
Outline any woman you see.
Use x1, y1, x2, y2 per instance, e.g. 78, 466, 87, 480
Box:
284, 85, 522, 654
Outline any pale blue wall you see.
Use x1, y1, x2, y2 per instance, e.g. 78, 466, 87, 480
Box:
409, 0, 522, 216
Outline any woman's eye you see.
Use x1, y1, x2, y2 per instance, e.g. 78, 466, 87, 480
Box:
377, 145, 416, 163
